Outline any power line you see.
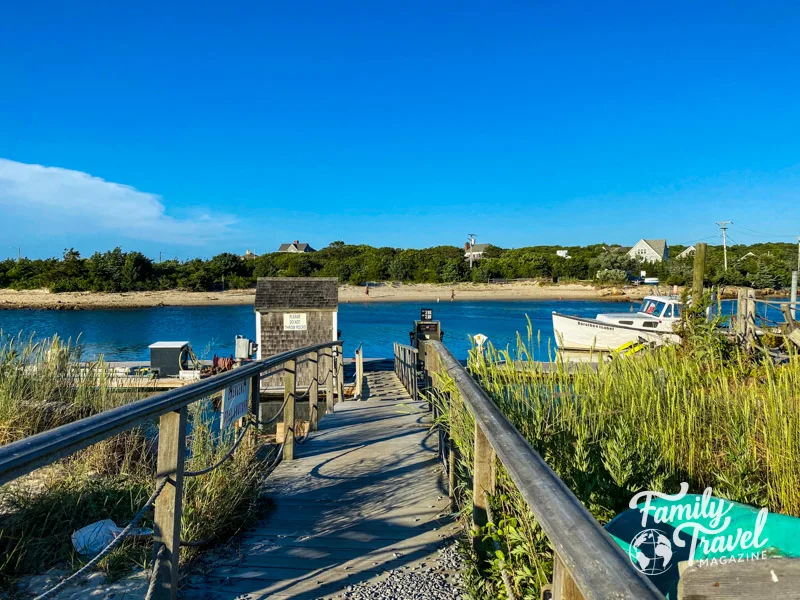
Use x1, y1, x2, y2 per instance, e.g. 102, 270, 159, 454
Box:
734, 225, 797, 239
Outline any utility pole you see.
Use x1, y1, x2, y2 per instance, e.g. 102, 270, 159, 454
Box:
716, 221, 732, 271
467, 233, 476, 269
17, 247, 20, 262
159, 251, 162, 263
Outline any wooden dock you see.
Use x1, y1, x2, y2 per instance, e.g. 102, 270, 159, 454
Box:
182, 367, 460, 600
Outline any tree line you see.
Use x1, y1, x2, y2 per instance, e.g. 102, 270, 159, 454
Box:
0, 241, 797, 292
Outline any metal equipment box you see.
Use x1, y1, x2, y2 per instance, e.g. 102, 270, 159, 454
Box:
148, 341, 190, 377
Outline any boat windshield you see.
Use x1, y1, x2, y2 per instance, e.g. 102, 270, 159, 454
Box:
638, 299, 668, 317
638, 299, 681, 318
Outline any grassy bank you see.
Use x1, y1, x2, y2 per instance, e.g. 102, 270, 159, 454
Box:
0, 334, 269, 590
434, 319, 800, 598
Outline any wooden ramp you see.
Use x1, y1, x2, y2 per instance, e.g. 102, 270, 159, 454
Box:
183, 367, 459, 600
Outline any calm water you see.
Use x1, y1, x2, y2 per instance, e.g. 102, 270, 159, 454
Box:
0, 299, 639, 361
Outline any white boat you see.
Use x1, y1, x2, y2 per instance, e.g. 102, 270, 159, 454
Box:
552, 296, 683, 352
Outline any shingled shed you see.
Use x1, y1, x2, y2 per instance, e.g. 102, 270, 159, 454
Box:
255, 277, 338, 388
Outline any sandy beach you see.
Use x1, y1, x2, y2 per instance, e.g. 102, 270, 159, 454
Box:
0, 282, 654, 310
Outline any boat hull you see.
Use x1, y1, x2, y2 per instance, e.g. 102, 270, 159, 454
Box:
552, 312, 680, 351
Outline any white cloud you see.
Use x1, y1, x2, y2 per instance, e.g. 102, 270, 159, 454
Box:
0, 158, 237, 245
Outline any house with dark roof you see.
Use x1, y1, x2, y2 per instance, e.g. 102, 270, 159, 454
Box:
278, 241, 316, 253
627, 239, 669, 263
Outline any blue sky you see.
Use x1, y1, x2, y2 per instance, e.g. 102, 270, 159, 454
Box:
1, 1, 799, 260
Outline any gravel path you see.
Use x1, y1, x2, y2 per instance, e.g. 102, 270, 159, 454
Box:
331, 543, 466, 600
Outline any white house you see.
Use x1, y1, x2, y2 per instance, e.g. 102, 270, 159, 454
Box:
464, 243, 489, 262
627, 239, 669, 263
556, 250, 570, 259
676, 246, 695, 260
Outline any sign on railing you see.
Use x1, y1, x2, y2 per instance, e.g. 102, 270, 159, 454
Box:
221, 379, 250, 430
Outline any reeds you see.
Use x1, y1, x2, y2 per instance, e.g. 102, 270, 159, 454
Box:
0, 334, 269, 588
436, 322, 800, 598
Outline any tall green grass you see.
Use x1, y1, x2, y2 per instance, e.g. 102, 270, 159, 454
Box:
434, 321, 800, 598
0, 334, 269, 589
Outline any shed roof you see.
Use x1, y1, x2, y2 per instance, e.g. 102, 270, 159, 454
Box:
467, 244, 490, 253
255, 277, 338, 311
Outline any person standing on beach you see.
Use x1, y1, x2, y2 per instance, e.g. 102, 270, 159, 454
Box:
365, 285, 369, 298
450, 289, 455, 302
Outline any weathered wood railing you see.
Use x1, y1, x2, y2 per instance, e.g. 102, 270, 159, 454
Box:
353, 343, 364, 399
393, 342, 418, 401
420, 339, 663, 600
0, 340, 344, 600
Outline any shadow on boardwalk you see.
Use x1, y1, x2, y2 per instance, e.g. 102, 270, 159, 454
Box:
181, 366, 460, 600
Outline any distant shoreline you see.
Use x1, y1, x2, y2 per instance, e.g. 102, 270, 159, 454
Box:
0, 283, 658, 311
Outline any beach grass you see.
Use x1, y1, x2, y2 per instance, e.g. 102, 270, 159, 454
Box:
432, 315, 800, 598
0, 334, 270, 589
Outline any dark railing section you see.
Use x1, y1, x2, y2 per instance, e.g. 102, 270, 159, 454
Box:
393, 342, 418, 401
0, 340, 345, 600
420, 340, 664, 600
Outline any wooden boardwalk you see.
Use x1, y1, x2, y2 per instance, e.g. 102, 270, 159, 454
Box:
183, 367, 459, 600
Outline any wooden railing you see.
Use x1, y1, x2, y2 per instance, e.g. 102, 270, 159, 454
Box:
0, 340, 345, 600
420, 340, 663, 600
393, 342, 418, 401
353, 344, 364, 399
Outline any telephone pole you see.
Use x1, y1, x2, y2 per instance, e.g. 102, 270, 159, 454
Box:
716, 221, 732, 271
467, 233, 476, 269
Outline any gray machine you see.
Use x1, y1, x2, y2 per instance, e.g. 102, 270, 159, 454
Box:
235, 335, 258, 361
410, 309, 442, 364
148, 341, 190, 377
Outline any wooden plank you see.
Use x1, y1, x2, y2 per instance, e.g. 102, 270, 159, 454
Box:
182, 368, 458, 600
283, 359, 296, 460
678, 558, 800, 599
153, 407, 187, 600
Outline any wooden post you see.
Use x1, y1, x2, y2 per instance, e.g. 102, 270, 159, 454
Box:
472, 421, 496, 550
283, 359, 296, 461
336, 346, 344, 404
792, 271, 798, 321
745, 288, 757, 348
309, 351, 319, 432
692, 242, 707, 307
249, 373, 260, 429
325, 348, 335, 414
736, 288, 746, 337
552, 554, 585, 600
153, 406, 188, 600
448, 391, 456, 513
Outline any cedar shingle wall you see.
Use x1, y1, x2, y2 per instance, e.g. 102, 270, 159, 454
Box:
255, 277, 338, 311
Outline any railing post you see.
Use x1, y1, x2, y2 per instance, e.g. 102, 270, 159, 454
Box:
326, 348, 335, 414
448, 391, 456, 512
336, 346, 344, 403
250, 373, 260, 429
472, 421, 496, 552
309, 351, 319, 432
153, 406, 188, 600
283, 358, 296, 461
552, 554, 585, 600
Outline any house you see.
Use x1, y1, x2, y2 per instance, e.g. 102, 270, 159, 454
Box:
278, 241, 316, 253
676, 246, 695, 260
738, 252, 757, 261
627, 239, 669, 263
464, 243, 489, 262
241, 249, 259, 260
556, 250, 571, 259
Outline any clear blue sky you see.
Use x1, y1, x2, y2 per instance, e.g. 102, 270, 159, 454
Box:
1, 1, 799, 260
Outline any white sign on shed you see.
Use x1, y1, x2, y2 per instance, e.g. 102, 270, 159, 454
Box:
221, 379, 250, 430
283, 313, 307, 331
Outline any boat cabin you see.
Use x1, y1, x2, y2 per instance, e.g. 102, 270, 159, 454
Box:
594, 296, 682, 333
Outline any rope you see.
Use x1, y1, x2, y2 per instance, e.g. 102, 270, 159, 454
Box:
144, 544, 167, 600
34, 478, 170, 600
184, 419, 252, 477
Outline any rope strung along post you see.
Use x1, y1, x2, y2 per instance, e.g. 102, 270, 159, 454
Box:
34, 478, 170, 600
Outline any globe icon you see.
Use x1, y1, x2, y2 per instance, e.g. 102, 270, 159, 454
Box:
628, 529, 674, 575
